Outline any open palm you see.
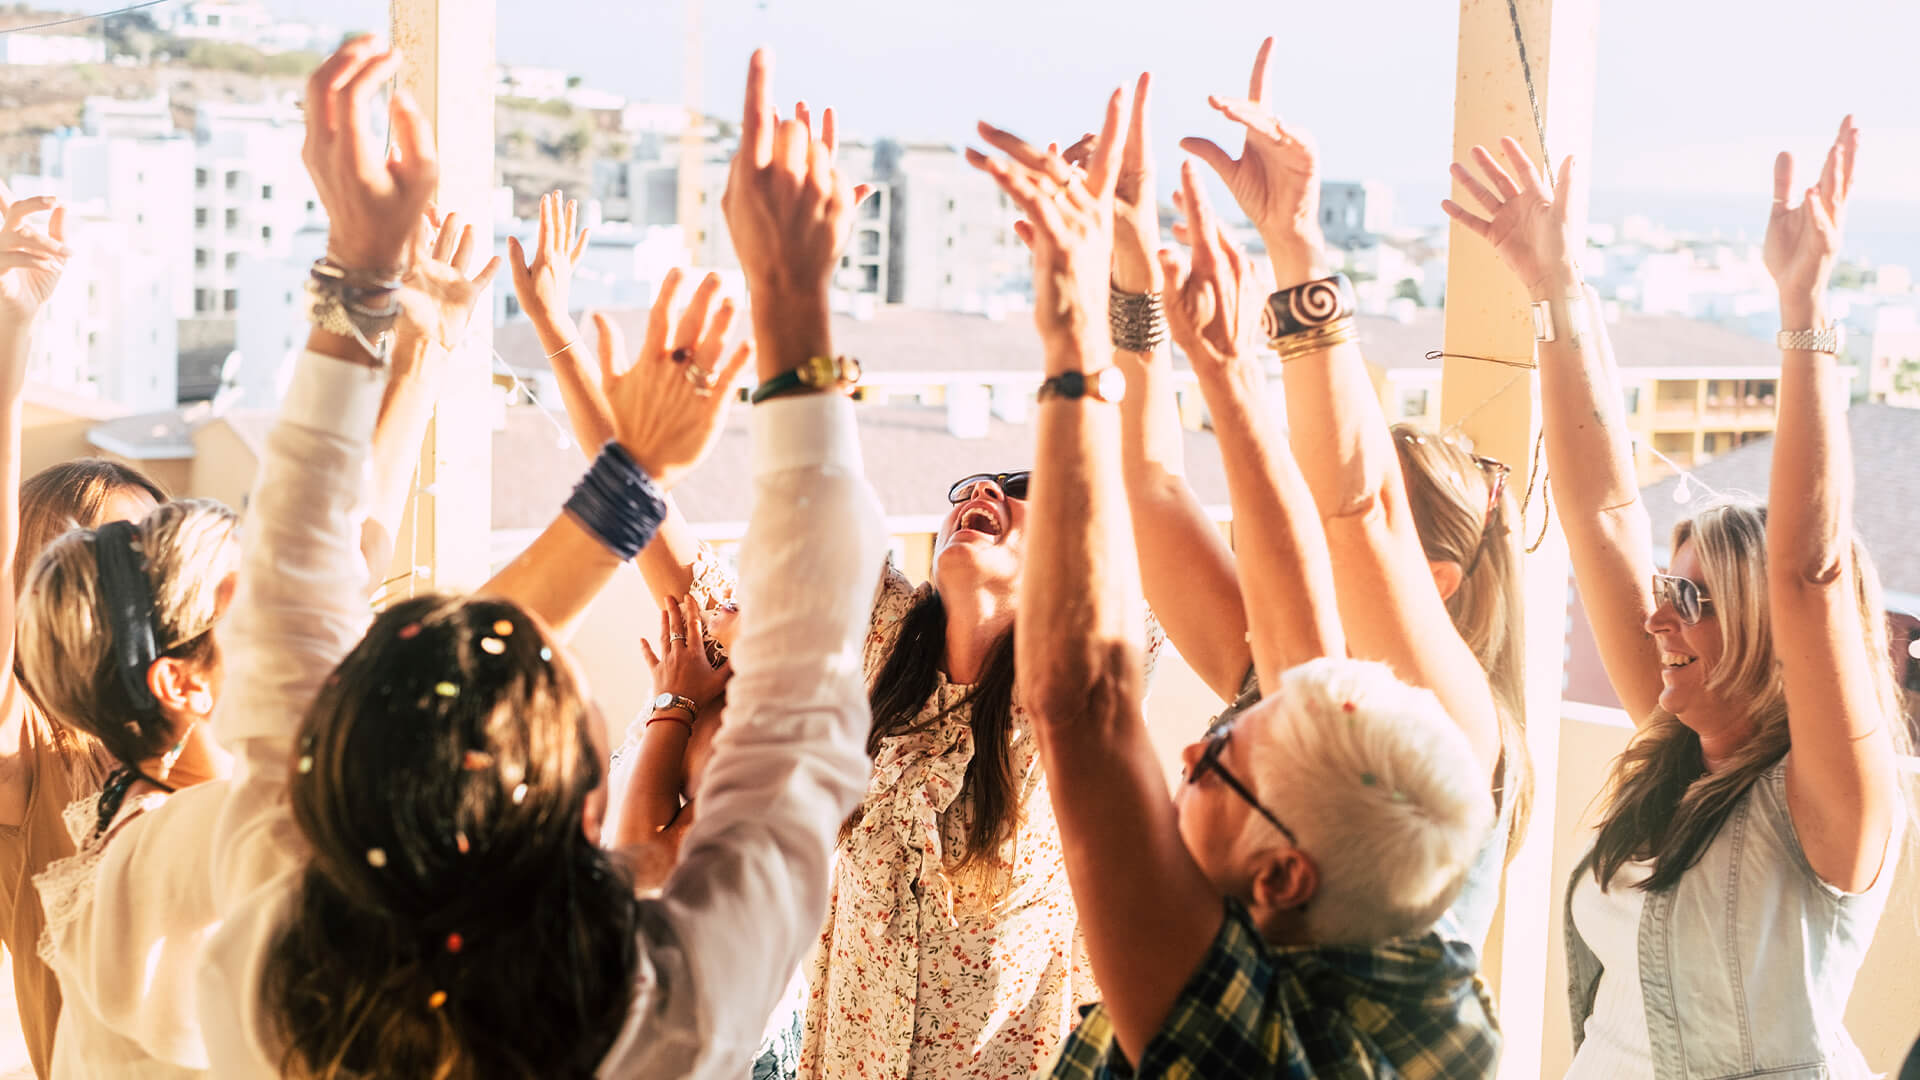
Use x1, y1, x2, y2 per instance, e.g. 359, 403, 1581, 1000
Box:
1181, 38, 1320, 250
1764, 116, 1856, 298
0, 183, 70, 326
507, 190, 588, 328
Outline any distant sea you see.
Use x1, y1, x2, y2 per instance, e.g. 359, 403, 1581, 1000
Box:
1397, 185, 1920, 273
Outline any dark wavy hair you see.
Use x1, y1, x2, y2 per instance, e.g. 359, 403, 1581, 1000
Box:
859, 590, 1019, 874
260, 595, 639, 1080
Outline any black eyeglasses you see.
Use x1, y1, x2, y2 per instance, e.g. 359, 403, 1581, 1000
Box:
947, 471, 1031, 504
1186, 721, 1299, 847
1652, 573, 1715, 625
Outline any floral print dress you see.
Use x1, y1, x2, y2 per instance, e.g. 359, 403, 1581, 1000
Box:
679, 548, 1161, 1080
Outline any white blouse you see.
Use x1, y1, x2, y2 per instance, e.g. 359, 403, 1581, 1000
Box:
1565, 857, 1655, 1079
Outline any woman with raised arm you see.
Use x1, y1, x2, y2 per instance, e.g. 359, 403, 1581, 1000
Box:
1096, 37, 1527, 950
511, 70, 1163, 1080
1446, 119, 1908, 1078
972, 92, 1498, 1079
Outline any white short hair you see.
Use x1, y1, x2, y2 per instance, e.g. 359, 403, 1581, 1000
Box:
1237, 657, 1493, 944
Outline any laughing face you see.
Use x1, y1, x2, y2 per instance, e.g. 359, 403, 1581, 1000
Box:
1646, 540, 1727, 721
934, 474, 1027, 588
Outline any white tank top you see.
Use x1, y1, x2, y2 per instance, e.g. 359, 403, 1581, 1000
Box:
1565, 859, 1654, 1079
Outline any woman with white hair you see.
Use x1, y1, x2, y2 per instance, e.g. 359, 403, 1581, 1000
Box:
1445, 119, 1909, 1077
969, 86, 1498, 1078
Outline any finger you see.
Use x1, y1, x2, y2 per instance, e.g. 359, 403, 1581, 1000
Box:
1440, 199, 1494, 239
470, 255, 502, 292
2, 195, 57, 233
0, 229, 68, 261
340, 49, 403, 176
431, 210, 461, 263
1126, 72, 1152, 171
681, 595, 706, 640
305, 35, 382, 137
1471, 144, 1523, 200
386, 87, 438, 195
451, 222, 480, 274
1771, 151, 1794, 208
1450, 162, 1505, 214
640, 638, 659, 669
564, 198, 579, 250
1012, 218, 1035, 249
1061, 132, 1098, 170
1249, 35, 1275, 105
965, 151, 1064, 235
821, 106, 838, 155
1178, 137, 1238, 185
1553, 154, 1583, 215
665, 596, 687, 642
1157, 248, 1195, 340
538, 191, 553, 255
715, 340, 753, 395
592, 311, 626, 386
45, 205, 64, 244
658, 605, 670, 648
1180, 160, 1223, 269
0, 176, 11, 215
1837, 114, 1859, 203
426, 201, 444, 230
0, 252, 63, 273
1170, 220, 1193, 246
976, 122, 1076, 188
1084, 88, 1127, 198
794, 100, 812, 142
851, 183, 874, 207
507, 234, 529, 274
1805, 185, 1835, 234
697, 299, 737, 368
642, 268, 683, 359
674, 272, 723, 349
742, 49, 773, 166
1497, 136, 1547, 197
1817, 139, 1839, 212
571, 225, 591, 264
775, 117, 809, 178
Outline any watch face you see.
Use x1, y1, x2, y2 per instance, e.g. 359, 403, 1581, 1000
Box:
653, 692, 675, 710
1094, 367, 1126, 403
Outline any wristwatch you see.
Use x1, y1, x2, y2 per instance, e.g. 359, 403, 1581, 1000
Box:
1530, 293, 1593, 344
650, 692, 698, 722
1262, 273, 1356, 348
1037, 367, 1126, 404
1776, 326, 1845, 355
750, 355, 863, 404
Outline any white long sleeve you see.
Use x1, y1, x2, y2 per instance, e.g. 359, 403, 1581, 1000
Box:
37, 351, 383, 1078
597, 392, 885, 1078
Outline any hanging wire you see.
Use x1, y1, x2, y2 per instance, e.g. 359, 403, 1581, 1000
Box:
0, 0, 170, 35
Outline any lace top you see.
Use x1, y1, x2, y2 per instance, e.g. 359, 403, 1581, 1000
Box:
677, 545, 1165, 1080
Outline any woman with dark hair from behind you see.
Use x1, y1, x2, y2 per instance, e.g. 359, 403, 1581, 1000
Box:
0, 173, 170, 1077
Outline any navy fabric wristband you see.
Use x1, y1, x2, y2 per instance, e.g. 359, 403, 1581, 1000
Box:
565, 441, 668, 561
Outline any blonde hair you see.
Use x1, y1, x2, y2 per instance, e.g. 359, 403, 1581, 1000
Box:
1590, 500, 1913, 891
1392, 424, 1531, 855
16, 499, 239, 767
1240, 657, 1492, 944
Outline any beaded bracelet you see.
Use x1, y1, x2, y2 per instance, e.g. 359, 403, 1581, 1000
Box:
564, 441, 668, 561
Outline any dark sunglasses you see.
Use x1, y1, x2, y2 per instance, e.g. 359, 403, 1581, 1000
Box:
1652, 573, 1715, 625
1472, 454, 1512, 516
947, 471, 1031, 504
1186, 721, 1299, 847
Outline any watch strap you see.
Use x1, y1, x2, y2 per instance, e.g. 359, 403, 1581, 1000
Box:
751, 355, 862, 404
1776, 326, 1844, 354
1037, 368, 1120, 403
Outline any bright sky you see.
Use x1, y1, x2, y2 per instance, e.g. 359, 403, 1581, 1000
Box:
262, 0, 1920, 214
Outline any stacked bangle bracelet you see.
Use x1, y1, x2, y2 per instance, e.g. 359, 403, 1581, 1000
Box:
564, 441, 668, 561
1274, 319, 1359, 363
1109, 283, 1167, 353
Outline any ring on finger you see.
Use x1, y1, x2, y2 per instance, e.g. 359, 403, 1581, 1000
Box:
684, 363, 716, 391
669, 633, 688, 643
670, 346, 694, 364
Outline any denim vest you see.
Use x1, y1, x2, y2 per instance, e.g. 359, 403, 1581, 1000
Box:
1564, 760, 1894, 1079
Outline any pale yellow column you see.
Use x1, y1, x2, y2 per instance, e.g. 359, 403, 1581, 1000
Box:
389, 0, 496, 592
1440, 0, 1597, 1076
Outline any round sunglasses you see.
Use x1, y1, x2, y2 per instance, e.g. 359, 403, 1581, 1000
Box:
947, 471, 1031, 504
1652, 573, 1715, 625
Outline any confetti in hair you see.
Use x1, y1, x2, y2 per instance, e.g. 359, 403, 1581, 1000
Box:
366, 847, 388, 868
493, 620, 514, 637
398, 623, 422, 641
479, 637, 506, 656
455, 830, 469, 855
539, 647, 553, 663
427, 990, 447, 1010
444, 933, 464, 954
512, 783, 529, 805
434, 682, 459, 699
461, 749, 494, 771
297, 755, 314, 774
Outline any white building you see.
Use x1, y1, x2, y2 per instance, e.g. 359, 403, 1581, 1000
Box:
232, 224, 328, 409
158, 0, 274, 44
496, 65, 573, 102
885, 143, 1028, 312
1320, 180, 1395, 249
493, 214, 696, 326
0, 33, 106, 66
190, 100, 322, 318
1866, 305, 1920, 407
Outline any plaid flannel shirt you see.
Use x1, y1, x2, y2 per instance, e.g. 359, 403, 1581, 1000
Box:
1051, 899, 1500, 1079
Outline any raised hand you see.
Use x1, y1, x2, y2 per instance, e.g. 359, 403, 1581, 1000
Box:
0, 183, 68, 330
967, 89, 1127, 362
508, 191, 590, 331
1158, 161, 1259, 377
1060, 73, 1160, 297
1442, 137, 1582, 295
1181, 38, 1323, 283
590, 269, 752, 487
302, 36, 437, 274
396, 208, 502, 354
1765, 116, 1857, 304
639, 596, 733, 713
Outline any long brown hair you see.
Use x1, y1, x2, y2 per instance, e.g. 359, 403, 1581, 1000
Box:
1589, 502, 1911, 892
261, 595, 637, 1080
859, 589, 1020, 875
1392, 425, 1532, 854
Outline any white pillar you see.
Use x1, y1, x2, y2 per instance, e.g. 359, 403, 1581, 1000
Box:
1440, 1, 1597, 1076
390, 0, 496, 591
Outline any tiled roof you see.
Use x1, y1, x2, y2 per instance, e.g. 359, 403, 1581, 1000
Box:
1640, 403, 1920, 598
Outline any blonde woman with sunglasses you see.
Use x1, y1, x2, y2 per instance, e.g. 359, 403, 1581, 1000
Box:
1447, 118, 1910, 1078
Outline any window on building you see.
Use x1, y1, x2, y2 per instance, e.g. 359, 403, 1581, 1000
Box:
225, 208, 239, 229
207, 12, 220, 25
946, 199, 955, 212
262, 225, 273, 242
196, 168, 208, 188
223, 289, 238, 311
504, 295, 520, 319
194, 289, 210, 313
306, 200, 317, 213
1624, 386, 1641, 414
945, 236, 954, 249
136, 213, 144, 225
225, 171, 240, 191
195, 208, 208, 227
226, 253, 239, 271
1400, 389, 1430, 419
195, 248, 208, 268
